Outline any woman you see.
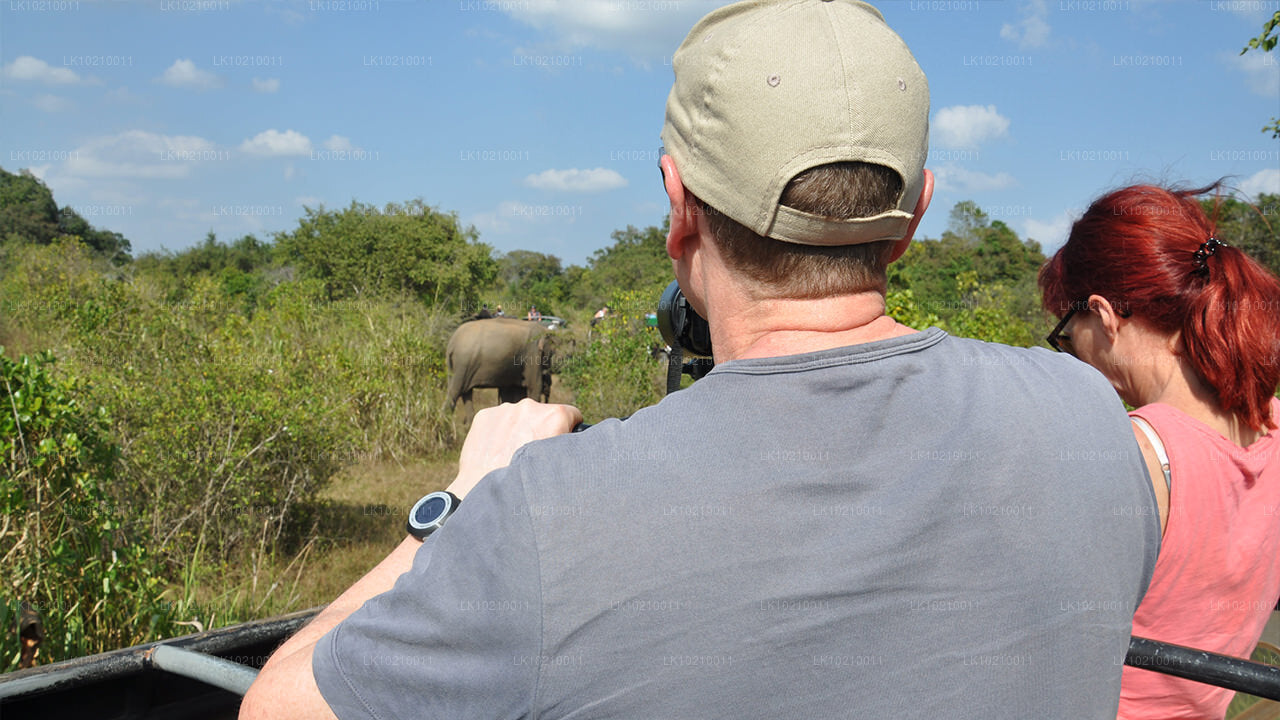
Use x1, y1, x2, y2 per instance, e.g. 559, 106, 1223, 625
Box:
1040, 183, 1280, 719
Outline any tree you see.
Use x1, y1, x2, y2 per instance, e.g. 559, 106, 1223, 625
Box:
56, 206, 130, 261
274, 199, 497, 310
571, 221, 671, 310
496, 250, 567, 313
0, 167, 60, 245
1241, 11, 1280, 138
888, 201, 1047, 343
0, 166, 131, 262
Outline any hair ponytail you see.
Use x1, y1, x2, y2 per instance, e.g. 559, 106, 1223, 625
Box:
1182, 241, 1280, 431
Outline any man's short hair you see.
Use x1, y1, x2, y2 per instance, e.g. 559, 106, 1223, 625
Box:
697, 161, 905, 298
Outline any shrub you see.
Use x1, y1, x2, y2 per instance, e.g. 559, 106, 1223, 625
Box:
560, 289, 668, 422
1, 350, 173, 670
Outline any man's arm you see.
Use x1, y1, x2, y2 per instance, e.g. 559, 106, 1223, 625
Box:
239, 399, 581, 720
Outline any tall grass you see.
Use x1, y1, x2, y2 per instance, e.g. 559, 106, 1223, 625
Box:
1, 240, 465, 666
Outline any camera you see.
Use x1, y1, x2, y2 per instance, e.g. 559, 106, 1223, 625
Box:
657, 280, 714, 386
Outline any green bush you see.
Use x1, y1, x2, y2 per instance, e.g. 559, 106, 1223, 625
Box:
275, 199, 496, 309
1, 350, 173, 670
560, 289, 668, 422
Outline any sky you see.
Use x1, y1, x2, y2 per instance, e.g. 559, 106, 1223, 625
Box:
1, 0, 1277, 267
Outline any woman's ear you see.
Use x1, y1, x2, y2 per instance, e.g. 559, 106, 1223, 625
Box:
1088, 294, 1124, 342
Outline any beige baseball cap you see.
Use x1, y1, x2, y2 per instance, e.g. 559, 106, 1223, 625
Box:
661, 0, 930, 247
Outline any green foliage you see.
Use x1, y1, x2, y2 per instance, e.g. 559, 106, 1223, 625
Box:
0, 167, 59, 246
0, 166, 131, 262
560, 289, 667, 422
888, 201, 1048, 346
570, 222, 671, 311
1, 349, 173, 671
1, 236, 460, 569
275, 199, 496, 310
1241, 11, 1280, 138
494, 250, 568, 317
132, 231, 279, 314
885, 289, 941, 331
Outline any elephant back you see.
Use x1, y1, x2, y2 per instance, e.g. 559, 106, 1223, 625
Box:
446, 318, 550, 400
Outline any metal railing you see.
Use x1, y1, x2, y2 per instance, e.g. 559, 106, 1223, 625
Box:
2, 613, 1278, 709
1127, 636, 1280, 701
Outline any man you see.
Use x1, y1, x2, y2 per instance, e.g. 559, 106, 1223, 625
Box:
242, 2, 1158, 717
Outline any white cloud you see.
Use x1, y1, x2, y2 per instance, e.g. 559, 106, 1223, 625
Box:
502, 0, 721, 63
32, 94, 73, 113
239, 129, 313, 156
470, 207, 511, 235
1000, 0, 1050, 50
252, 77, 280, 93
157, 59, 222, 90
932, 164, 1017, 194
933, 105, 1011, 149
523, 167, 627, 192
62, 130, 218, 179
3, 55, 90, 85
105, 86, 144, 104
1224, 0, 1277, 22
1024, 209, 1078, 253
1224, 50, 1279, 97
1237, 168, 1280, 198
323, 135, 355, 151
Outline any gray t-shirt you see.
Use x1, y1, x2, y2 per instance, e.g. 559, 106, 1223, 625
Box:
314, 328, 1159, 719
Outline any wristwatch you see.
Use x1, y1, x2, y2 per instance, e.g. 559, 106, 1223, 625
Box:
406, 491, 461, 540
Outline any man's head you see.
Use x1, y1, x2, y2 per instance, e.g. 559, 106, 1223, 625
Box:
661, 0, 931, 298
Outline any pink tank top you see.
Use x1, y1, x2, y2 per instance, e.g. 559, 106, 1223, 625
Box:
1119, 398, 1280, 719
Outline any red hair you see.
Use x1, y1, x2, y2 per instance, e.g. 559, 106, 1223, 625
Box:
1039, 183, 1280, 431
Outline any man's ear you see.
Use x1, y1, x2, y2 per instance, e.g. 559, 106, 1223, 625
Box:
662, 155, 698, 260
1088, 294, 1124, 342
887, 168, 934, 264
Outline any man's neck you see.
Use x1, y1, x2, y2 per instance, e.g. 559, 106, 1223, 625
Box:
708, 291, 919, 363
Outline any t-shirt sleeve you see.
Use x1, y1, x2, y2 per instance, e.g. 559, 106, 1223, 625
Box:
312, 467, 542, 720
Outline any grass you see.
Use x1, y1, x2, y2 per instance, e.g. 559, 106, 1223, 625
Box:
185, 380, 572, 621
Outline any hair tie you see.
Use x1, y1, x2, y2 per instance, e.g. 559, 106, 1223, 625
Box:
1192, 236, 1227, 272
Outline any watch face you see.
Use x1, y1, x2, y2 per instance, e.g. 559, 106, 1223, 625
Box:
413, 495, 449, 525
407, 491, 458, 538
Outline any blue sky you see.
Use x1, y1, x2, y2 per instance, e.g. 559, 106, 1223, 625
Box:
2, 0, 1277, 266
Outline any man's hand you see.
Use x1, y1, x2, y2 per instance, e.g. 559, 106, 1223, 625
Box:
448, 398, 582, 499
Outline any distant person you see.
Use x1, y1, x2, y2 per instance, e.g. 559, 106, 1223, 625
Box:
476, 304, 492, 319
1040, 182, 1280, 719
494, 304, 504, 317
242, 2, 1157, 718
526, 305, 541, 322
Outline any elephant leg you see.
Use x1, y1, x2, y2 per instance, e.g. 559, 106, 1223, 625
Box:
459, 390, 475, 425
498, 386, 528, 404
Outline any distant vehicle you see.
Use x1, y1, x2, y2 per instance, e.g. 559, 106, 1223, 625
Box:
537, 316, 566, 330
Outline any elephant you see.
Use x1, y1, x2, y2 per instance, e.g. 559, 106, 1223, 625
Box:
445, 317, 558, 423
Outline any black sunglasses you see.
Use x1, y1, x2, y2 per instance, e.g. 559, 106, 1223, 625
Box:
1046, 304, 1082, 354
